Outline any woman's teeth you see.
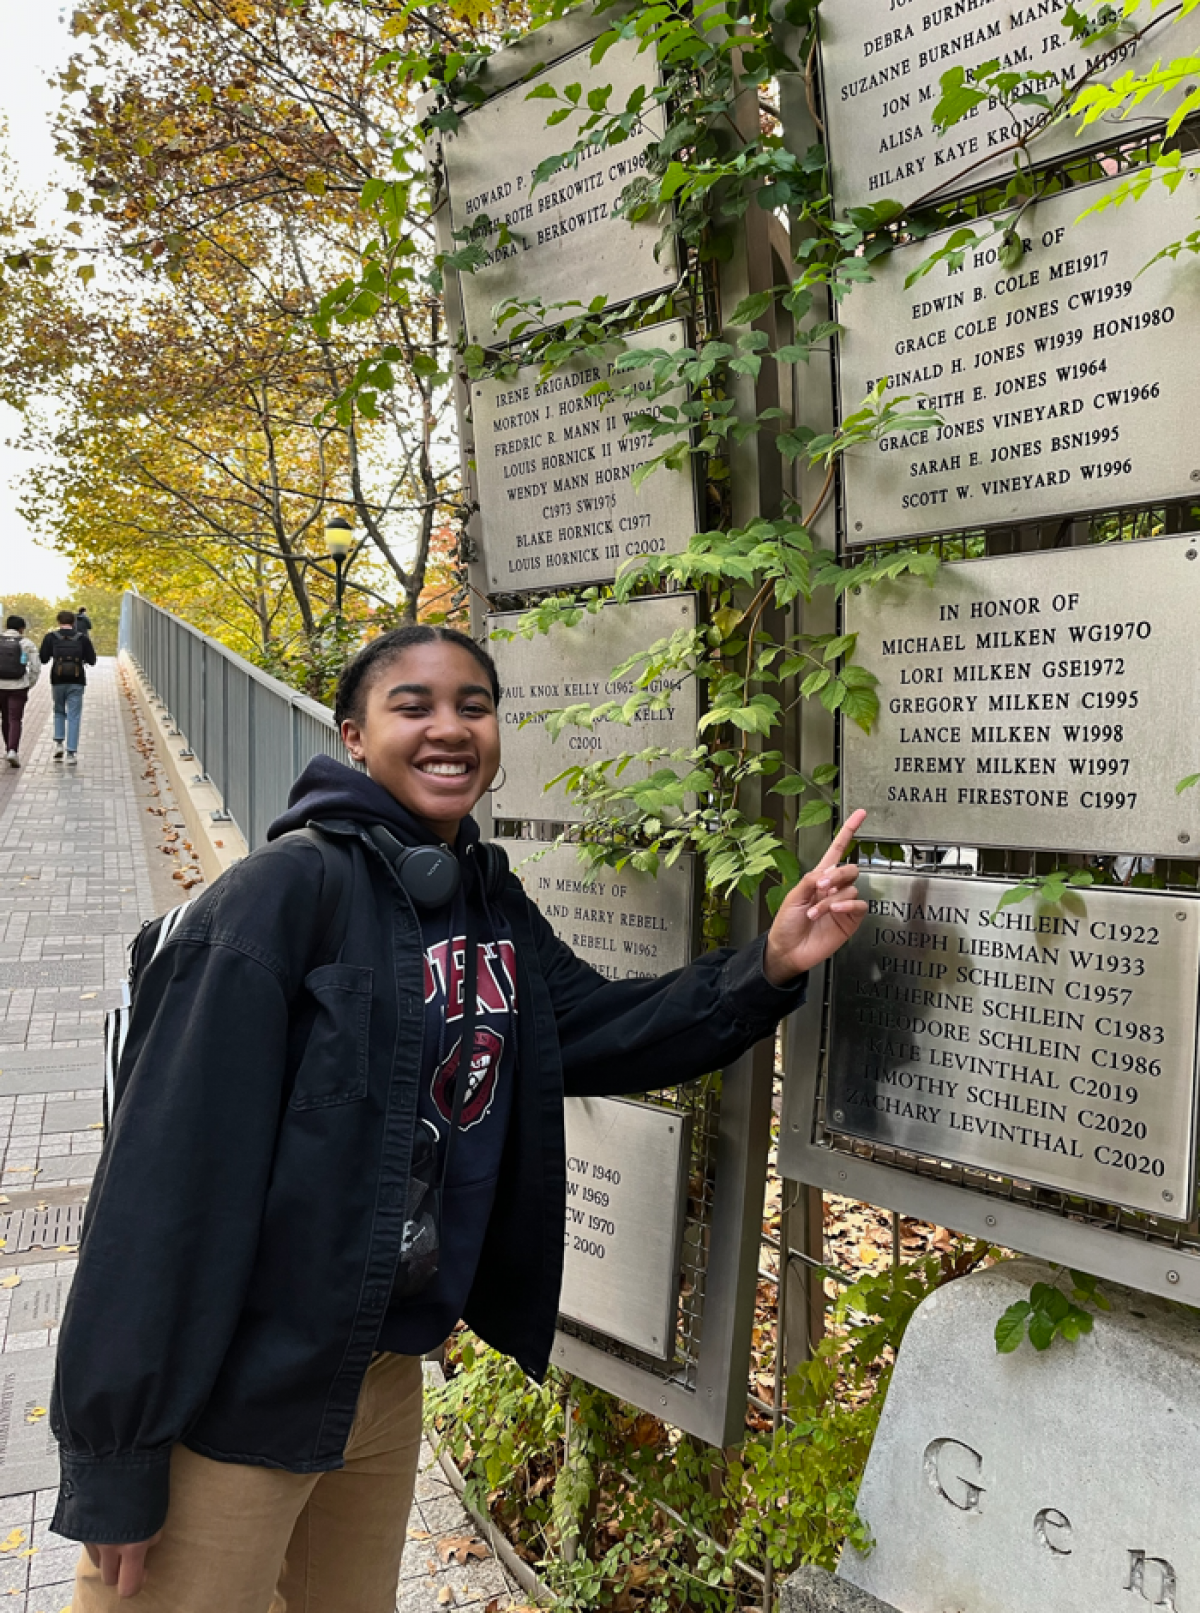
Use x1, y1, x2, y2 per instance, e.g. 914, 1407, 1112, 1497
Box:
420, 762, 469, 776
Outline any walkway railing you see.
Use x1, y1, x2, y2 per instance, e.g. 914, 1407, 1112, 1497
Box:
119, 592, 343, 850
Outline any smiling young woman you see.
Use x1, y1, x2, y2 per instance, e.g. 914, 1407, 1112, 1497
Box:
52, 624, 866, 1612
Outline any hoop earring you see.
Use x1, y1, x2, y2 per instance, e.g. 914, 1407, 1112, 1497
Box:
486, 765, 507, 794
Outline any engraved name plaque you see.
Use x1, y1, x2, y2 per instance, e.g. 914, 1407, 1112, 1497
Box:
489, 594, 699, 823
841, 537, 1200, 857
497, 839, 695, 979
837, 162, 1200, 545
443, 34, 675, 345
560, 1096, 691, 1358
473, 321, 696, 594
818, 4, 1200, 211
826, 872, 1200, 1219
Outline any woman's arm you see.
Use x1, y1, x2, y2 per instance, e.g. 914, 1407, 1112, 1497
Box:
532, 814, 867, 1097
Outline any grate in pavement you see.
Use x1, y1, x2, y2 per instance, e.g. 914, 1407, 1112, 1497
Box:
0, 1204, 85, 1254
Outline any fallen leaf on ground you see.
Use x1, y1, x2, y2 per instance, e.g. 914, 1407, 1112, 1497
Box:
56, 1244, 78, 1253
79, 993, 96, 1001
1, 1277, 20, 1289
437, 1590, 453, 1607
25, 1407, 46, 1423
0, 1529, 25, 1553
407, 1527, 431, 1540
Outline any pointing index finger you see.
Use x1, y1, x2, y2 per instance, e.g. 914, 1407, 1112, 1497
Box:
816, 808, 867, 874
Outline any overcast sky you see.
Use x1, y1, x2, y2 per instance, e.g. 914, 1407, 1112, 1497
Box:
0, 4, 75, 601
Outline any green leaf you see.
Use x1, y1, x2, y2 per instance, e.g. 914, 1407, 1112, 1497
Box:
1027, 1310, 1056, 1351
797, 799, 833, 827
659, 161, 690, 200
770, 775, 810, 796
1177, 773, 1200, 794
995, 1301, 1031, 1353
730, 289, 775, 325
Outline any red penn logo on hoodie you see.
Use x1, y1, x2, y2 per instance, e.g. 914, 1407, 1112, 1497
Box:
431, 1026, 504, 1129
424, 937, 516, 1129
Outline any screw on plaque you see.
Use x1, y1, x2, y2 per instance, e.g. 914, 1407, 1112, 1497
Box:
985, 1214, 997, 1227
1163, 1190, 1175, 1202
1167, 1270, 1181, 1284
1180, 833, 1191, 844
855, 521, 864, 531
1178, 913, 1188, 921
832, 1109, 845, 1122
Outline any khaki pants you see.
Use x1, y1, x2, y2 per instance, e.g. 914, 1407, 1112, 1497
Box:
72, 1353, 423, 1613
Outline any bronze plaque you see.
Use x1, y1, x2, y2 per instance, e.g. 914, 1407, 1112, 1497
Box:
497, 839, 695, 979
489, 595, 699, 823
560, 1096, 690, 1358
826, 871, 1200, 1218
819, 5, 1200, 211
473, 320, 696, 593
837, 161, 1200, 545
841, 537, 1200, 857
442, 33, 675, 345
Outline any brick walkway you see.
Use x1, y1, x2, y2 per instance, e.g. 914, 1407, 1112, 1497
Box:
0, 663, 521, 1612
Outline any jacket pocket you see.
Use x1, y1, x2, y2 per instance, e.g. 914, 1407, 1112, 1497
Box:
289, 963, 373, 1110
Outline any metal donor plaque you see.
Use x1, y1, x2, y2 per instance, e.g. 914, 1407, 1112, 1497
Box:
497, 839, 695, 979
474, 320, 696, 594
841, 537, 1200, 857
818, 3, 1200, 212
560, 1096, 691, 1357
837, 160, 1200, 545
443, 34, 675, 345
489, 594, 699, 823
826, 872, 1200, 1219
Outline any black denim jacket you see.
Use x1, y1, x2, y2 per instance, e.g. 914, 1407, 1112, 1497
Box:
51, 826, 805, 1544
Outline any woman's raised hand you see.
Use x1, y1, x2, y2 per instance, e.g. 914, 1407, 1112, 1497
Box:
762, 809, 868, 986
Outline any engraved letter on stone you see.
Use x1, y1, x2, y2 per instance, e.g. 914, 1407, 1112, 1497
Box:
1126, 1550, 1179, 1610
1033, 1507, 1073, 1556
923, 1438, 985, 1513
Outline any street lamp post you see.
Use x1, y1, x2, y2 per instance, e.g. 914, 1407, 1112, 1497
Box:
324, 516, 353, 622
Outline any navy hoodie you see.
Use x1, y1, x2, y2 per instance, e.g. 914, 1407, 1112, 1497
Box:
270, 757, 517, 1351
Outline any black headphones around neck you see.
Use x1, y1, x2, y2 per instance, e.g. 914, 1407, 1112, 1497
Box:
368, 825, 509, 909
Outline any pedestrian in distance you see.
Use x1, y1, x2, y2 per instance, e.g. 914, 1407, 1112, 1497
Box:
39, 608, 96, 766
53, 623, 869, 1612
0, 615, 41, 767
75, 605, 94, 637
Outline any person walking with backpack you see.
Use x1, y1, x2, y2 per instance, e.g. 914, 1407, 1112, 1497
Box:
51, 623, 868, 1611
39, 608, 96, 765
0, 615, 41, 767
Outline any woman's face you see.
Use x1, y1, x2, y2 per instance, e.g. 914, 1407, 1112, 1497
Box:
340, 642, 501, 843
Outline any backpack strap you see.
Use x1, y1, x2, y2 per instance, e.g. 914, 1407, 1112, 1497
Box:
478, 841, 510, 902
291, 825, 354, 966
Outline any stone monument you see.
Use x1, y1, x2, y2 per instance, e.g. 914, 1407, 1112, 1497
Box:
829, 1258, 1200, 1613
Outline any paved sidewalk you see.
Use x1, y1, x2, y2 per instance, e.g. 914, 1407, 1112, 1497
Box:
0, 663, 522, 1611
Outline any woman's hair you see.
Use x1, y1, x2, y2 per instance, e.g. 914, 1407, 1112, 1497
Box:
5, 616, 24, 632
334, 625, 501, 727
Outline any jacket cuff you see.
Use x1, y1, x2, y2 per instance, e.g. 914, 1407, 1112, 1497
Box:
721, 935, 807, 1027
52, 1448, 172, 1544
